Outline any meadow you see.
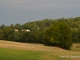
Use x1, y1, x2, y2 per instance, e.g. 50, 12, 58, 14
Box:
0, 40, 80, 60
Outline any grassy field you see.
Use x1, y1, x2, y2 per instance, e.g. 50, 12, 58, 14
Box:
0, 40, 80, 60
71, 43, 80, 52
0, 48, 70, 60
0, 48, 45, 60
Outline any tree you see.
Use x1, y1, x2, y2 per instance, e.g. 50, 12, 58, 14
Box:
72, 28, 80, 43
43, 21, 72, 50
14, 23, 22, 30
8, 32, 23, 42
10, 24, 14, 29
0, 24, 5, 29
2, 26, 12, 40
0, 29, 4, 39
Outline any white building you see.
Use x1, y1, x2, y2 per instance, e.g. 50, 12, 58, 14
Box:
25, 29, 30, 32
21, 29, 30, 32
14, 29, 18, 32
14, 29, 30, 32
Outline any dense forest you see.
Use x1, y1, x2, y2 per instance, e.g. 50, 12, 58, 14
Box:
0, 17, 80, 49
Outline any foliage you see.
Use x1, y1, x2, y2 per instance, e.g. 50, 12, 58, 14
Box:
72, 28, 80, 43
0, 17, 80, 50
43, 21, 72, 50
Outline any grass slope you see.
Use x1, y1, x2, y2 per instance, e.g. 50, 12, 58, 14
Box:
0, 40, 80, 60
0, 48, 45, 60
0, 48, 69, 60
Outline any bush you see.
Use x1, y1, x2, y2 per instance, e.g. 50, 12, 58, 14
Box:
43, 21, 72, 50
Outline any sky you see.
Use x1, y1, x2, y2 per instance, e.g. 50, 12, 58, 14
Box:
0, 0, 80, 25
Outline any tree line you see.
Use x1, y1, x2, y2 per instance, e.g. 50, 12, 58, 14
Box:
0, 17, 80, 50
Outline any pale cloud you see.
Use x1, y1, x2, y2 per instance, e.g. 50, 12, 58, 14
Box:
0, 0, 80, 10
13, 0, 26, 3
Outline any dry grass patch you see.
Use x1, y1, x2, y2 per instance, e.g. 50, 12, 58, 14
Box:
71, 43, 80, 52
0, 40, 64, 52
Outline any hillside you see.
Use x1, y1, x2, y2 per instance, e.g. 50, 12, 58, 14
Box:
0, 40, 65, 52
0, 17, 80, 51
0, 17, 80, 44
0, 40, 80, 60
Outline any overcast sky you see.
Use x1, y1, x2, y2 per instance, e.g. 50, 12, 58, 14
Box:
0, 0, 80, 25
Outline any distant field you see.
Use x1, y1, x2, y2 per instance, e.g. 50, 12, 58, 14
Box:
0, 40, 80, 60
71, 43, 80, 52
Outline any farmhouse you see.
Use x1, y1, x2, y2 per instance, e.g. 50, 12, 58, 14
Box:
14, 29, 18, 32
14, 29, 30, 32
21, 29, 30, 32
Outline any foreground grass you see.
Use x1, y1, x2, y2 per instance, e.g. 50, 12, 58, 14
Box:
0, 40, 80, 60
0, 48, 45, 60
0, 48, 71, 60
0, 48, 66, 60
0, 48, 80, 60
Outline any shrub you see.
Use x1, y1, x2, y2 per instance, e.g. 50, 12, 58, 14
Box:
43, 21, 72, 50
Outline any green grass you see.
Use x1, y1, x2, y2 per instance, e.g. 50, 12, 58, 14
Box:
0, 48, 70, 60
0, 48, 45, 60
